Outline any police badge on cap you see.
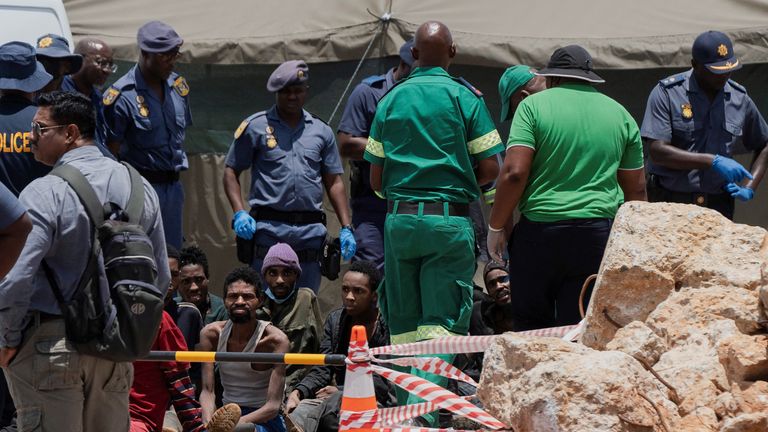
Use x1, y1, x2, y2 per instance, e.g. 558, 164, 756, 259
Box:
267, 60, 309, 92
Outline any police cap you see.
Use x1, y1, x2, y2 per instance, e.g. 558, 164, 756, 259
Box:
0, 41, 53, 92
137, 21, 183, 53
35, 33, 83, 75
692, 31, 741, 74
267, 60, 309, 92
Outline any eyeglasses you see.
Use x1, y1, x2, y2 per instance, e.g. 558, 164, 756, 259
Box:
91, 57, 117, 73
157, 49, 181, 62
179, 275, 206, 287
30, 121, 67, 138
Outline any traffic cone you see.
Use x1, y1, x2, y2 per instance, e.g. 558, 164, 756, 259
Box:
339, 325, 378, 432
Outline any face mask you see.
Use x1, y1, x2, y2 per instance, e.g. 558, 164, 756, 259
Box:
264, 284, 297, 304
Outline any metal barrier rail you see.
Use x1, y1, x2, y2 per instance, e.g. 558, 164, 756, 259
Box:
138, 351, 347, 365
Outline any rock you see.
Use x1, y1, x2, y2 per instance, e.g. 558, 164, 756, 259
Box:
719, 412, 768, 432
717, 334, 768, 382
675, 407, 719, 432
580, 202, 768, 350
478, 333, 679, 432
606, 321, 668, 365
730, 380, 768, 414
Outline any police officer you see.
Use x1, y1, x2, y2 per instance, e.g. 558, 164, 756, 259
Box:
35, 33, 83, 93
0, 41, 53, 196
224, 60, 356, 294
365, 22, 503, 427
102, 21, 192, 248
62, 38, 116, 152
337, 40, 414, 271
641, 30, 768, 220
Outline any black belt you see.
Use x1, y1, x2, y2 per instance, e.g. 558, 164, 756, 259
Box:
653, 185, 732, 207
254, 245, 320, 263
138, 169, 179, 184
250, 207, 326, 225
387, 201, 470, 217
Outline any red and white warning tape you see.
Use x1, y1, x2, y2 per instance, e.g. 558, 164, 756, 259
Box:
372, 356, 478, 387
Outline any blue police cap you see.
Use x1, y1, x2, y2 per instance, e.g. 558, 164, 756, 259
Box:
137, 21, 183, 53
36, 34, 83, 74
399, 39, 415, 66
267, 60, 309, 92
692, 31, 741, 74
0, 41, 53, 92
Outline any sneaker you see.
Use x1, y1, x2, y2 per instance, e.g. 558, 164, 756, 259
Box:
206, 403, 241, 432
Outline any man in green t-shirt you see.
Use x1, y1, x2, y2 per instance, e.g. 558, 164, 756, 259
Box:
364, 21, 503, 427
488, 45, 647, 331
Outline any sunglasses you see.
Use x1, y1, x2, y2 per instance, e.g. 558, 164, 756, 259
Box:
30, 121, 66, 138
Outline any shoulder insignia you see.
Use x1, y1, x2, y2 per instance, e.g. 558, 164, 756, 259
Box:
362, 74, 386, 87
728, 79, 746, 94
173, 76, 190, 97
103, 87, 120, 106
234, 119, 250, 139
660, 74, 685, 88
455, 77, 483, 97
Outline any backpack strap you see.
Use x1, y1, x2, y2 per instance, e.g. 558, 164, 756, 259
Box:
50, 164, 105, 226
122, 162, 145, 223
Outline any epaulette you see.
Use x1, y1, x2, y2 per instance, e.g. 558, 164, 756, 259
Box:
172, 75, 190, 97
454, 76, 483, 97
727, 79, 746, 94
660, 74, 686, 88
361, 74, 387, 88
233, 112, 266, 139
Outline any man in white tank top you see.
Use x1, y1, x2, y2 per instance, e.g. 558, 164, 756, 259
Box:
199, 266, 290, 432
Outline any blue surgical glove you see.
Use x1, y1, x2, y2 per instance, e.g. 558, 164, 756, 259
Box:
232, 210, 256, 240
712, 155, 753, 183
340, 226, 357, 261
725, 182, 754, 202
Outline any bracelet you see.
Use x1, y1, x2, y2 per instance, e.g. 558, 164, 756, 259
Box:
488, 225, 504, 232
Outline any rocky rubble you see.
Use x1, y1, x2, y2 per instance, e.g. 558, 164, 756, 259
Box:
477, 202, 768, 431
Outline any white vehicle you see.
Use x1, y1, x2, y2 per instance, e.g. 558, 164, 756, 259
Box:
0, 0, 72, 47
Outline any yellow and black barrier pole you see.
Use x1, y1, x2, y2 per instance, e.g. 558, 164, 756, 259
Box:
138, 351, 347, 366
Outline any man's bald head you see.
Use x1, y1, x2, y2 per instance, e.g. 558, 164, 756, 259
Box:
413, 21, 455, 69
72, 38, 114, 87
74, 38, 109, 56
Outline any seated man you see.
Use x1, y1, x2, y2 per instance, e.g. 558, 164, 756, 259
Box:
255, 243, 322, 393
166, 244, 204, 351
130, 311, 241, 432
179, 245, 229, 325
199, 267, 290, 432
470, 261, 514, 336
285, 261, 391, 432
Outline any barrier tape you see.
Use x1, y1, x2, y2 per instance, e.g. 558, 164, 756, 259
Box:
371, 356, 478, 387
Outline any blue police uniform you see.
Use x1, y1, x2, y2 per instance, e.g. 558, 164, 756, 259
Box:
61, 75, 112, 157
0, 94, 51, 196
226, 106, 344, 292
102, 65, 192, 248
337, 68, 397, 270
640, 70, 768, 217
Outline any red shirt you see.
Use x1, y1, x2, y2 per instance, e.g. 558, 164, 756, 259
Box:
130, 311, 191, 431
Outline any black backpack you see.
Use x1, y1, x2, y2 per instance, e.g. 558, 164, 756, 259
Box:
41, 162, 164, 362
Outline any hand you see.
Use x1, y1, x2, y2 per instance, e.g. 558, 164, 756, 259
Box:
712, 155, 753, 183
487, 225, 507, 264
232, 210, 256, 240
315, 386, 339, 400
0, 347, 18, 368
340, 227, 357, 261
284, 390, 301, 413
725, 182, 754, 202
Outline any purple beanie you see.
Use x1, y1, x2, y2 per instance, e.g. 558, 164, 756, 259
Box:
261, 243, 302, 276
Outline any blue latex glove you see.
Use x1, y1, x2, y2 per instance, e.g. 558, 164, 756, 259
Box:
340, 227, 357, 261
232, 210, 256, 240
725, 183, 754, 202
712, 155, 753, 183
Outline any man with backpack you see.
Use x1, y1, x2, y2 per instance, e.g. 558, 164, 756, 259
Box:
0, 91, 169, 431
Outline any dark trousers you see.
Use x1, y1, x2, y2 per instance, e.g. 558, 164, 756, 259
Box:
508, 216, 612, 331
647, 182, 735, 220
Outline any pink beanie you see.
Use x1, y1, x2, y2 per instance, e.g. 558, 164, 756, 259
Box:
261, 243, 302, 276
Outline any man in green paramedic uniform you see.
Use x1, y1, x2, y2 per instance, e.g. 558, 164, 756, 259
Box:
364, 21, 503, 427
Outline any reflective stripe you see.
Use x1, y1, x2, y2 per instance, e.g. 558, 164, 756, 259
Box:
390, 330, 419, 345
483, 188, 496, 205
366, 137, 385, 158
467, 130, 501, 155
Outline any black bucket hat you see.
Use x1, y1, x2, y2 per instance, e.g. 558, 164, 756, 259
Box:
536, 45, 604, 84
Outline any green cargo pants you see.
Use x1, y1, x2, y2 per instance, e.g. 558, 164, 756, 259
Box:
380, 202, 475, 426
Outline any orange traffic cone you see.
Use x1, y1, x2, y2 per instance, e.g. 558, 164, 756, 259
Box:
339, 325, 378, 432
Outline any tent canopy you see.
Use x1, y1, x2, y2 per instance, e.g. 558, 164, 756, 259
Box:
64, 0, 768, 68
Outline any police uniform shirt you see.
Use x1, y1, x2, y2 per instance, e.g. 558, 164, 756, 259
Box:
0, 94, 51, 196
337, 69, 396, 210
61, 75, 112, 155
225, 106, 343, 212
102, 65, 192, 172
640, 70, 768, 194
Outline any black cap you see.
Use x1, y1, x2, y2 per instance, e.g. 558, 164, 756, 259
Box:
692, 31, 741, 75
536, 45, 604, 83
